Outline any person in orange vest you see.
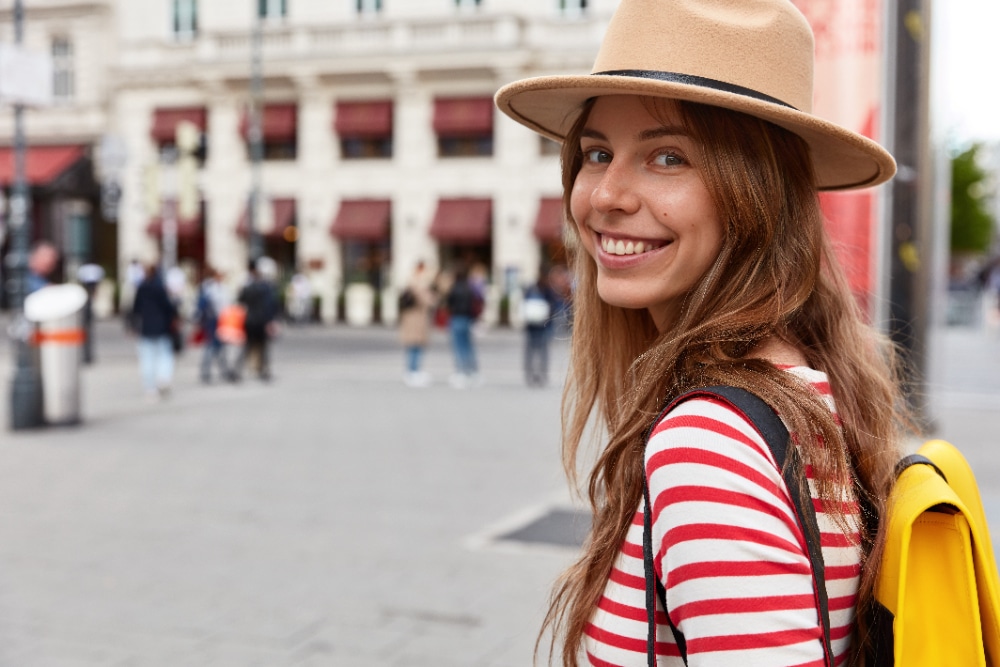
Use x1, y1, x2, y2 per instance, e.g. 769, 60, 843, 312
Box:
216, 301, 246, 382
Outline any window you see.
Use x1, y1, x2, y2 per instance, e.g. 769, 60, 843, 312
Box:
335, 100, 393, 160
559, 0, 587, 16
173, 0, 198, 39
433, 97, 494, 158
241, 103, 298, 161
51, 36, 74, 102
356, 0, 382, 15
258, 0, 287, 19
151, 107, 209, 165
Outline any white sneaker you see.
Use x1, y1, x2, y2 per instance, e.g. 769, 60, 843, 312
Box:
449, 373, 467, 389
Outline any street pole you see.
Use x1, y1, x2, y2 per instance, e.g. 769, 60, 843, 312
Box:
159, 146, 179, 271
883, 0, 934, 427
247, 5, 264, 263
6, 0, 43, 429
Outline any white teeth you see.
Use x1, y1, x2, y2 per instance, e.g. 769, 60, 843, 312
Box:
601, 235, 658, 255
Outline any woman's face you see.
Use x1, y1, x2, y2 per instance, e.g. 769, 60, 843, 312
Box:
570, 96, 724, 330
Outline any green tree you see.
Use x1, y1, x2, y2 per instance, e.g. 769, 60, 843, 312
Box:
950, 143, 995, 254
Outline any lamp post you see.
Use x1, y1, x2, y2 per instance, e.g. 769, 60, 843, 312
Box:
247, 4, 264, 263
159, 145, 179, 272
6, 0, 43, 430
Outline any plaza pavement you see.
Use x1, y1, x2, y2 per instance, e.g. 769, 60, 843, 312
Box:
0, 315, 998, 666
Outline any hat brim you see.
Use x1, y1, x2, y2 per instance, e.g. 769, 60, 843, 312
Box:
495, 74, 896, 191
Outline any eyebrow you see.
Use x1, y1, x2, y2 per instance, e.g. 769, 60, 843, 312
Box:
580, 125, 690, 142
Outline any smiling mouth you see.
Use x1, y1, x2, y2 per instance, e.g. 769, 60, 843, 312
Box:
599, 234, 668, 256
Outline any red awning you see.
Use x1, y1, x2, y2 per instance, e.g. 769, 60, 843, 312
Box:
0, 145, 86, 186
432, 97, 494, 136
334, 101, 393, 138
429, 198, 492, 244
331, 199, 391, 241
146, 214, 203, 239
237, 197, 297, 237
239, 103, 297, 142
533, 197, 565, 242
150, 107, 207, 143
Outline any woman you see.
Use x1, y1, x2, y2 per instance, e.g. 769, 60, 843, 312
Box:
444, 263, 483, 387
194, 267, 230, 383
129, 263, 179, 400
495, 1, 913, 665
399, 260, 436, 387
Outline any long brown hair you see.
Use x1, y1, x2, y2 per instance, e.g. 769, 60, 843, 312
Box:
539, 97, 912, 665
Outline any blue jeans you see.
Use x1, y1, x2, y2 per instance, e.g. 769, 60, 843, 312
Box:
448, 315, 477, 375
200, 332, 229, 381
525, 326, 550, 385
405, 345, 424, 373
137, 335, 174, 392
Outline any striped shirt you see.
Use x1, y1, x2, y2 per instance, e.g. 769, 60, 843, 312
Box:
584, 368, 861, 666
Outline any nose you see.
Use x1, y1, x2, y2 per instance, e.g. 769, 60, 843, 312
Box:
589, 158, 640, 214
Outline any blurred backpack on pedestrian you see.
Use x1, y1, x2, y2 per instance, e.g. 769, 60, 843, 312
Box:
521, 285, 552, 326
398, 288, 418, 312
445, 268, 483, 320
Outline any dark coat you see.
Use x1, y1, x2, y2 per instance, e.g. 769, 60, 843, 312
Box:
131, 275, 178, 338
238, 278, 279, 337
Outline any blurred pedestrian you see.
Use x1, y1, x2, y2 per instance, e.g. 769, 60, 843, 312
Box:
444, 264, 482, 388
234, 257, 279, 382
26, 240, 59, 294
194, 267, 230, 383
286, 268, 313, 325
398, 260, 436, 387
521, 272, 557, 387
216, 302, 246, 379
495, 0, 911, 663
546, 264, 573, 334
128, 264, 178, 400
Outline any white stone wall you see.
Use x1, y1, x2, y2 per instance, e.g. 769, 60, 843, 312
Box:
3, 0, 615, 323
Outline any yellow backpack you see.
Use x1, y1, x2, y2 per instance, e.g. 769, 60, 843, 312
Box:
871, 439, 1000, 666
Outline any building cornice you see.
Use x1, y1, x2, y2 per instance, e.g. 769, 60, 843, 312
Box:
111, 12, 607, 92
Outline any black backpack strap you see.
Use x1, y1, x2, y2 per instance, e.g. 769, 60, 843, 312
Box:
642, 385, 834, 667
896, 453, 947, 483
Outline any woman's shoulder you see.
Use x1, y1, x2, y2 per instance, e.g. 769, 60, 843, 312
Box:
647, 393, 775, 468
646, 367, 831, 470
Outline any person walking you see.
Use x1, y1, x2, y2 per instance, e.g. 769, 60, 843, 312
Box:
26, 240, 59, 294
234, 257, 279, 382
495, 1, 913, 664
398, 261, 436, 387
194, 267, 230, 383
521, 272, 557, 387
129, 263, 179, 400
444, 264, 482, 388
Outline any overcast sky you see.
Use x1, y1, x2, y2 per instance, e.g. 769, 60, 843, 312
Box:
935, 0, 1000, 144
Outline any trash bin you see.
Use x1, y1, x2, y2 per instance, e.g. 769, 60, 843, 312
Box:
24, 284, 88, 425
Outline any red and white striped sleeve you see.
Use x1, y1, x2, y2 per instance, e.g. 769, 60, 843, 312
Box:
584, 373, 860, 667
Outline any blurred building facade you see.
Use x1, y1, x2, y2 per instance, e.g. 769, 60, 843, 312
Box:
1, 0, 618, 324
0, 0, 115, 307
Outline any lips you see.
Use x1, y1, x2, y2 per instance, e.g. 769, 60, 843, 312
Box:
599, 234, 667, 256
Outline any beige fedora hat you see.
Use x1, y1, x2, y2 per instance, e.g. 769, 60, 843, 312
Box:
495, 0, 895, 191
